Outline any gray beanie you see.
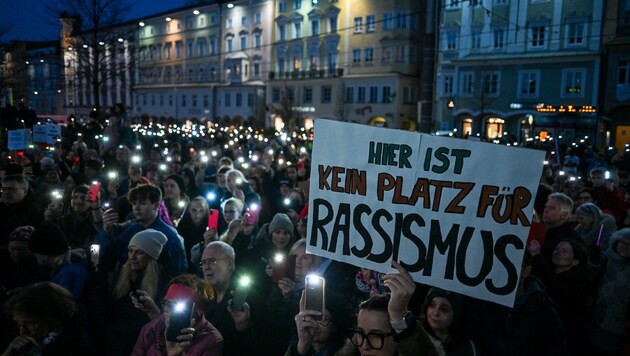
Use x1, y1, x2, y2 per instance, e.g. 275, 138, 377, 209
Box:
129, 229, 167, 260
269, 213, 294, 237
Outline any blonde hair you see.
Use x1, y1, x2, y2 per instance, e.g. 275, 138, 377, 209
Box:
112, 259, 162, 300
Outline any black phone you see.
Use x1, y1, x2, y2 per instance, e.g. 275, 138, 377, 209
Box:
231, 276, 252, 311
166, 301, 195, 342
304, 274, 325, 321
129, 279, 141, 301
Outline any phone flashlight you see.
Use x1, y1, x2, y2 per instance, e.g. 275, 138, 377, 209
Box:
108, 171, 118, 179
201, 156, 209, 163
159, 164, 167, 171
284, 198, 291, 206
605, 171, 611, 180
274, 253, 285, 264
206, 192, 216, 201
131, 155, 141, 164
173, 301, 187, 313
178, 200, 186, 208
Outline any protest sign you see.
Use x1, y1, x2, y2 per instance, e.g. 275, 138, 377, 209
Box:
7, 129, 30, 150
32, 125, 48, 143
306, 120, 545, 307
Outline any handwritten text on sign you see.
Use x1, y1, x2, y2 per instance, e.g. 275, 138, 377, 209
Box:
306, 120, 544, 307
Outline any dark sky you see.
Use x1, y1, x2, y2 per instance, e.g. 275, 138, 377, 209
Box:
0, 0, 188, 42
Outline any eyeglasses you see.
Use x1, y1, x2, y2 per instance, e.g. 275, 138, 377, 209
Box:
350, 328, 393, 350
200, 257, 229, 267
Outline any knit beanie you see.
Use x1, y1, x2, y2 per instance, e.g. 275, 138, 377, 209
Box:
423, 287, 463, 321
269, 213, 294, 237
8, 225, 35, 244
576, 203, 601, 217
129, 229, 167, 260
166, 174, 186, 194
28, 222, 69, 255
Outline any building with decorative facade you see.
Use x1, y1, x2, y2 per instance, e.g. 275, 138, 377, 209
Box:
434, 0, 603, 144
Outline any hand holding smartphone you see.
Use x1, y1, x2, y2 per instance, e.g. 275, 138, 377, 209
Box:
88, 182, 101, 202
166, 301, 195, 342
207, 209, 219, 231
304, 274, 326, 321
231, 275, 252, 311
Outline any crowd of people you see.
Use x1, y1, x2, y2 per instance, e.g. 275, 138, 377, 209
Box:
0, 106, 629, 355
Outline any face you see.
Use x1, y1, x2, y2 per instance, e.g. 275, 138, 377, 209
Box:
71, 191, 89, 215
426, 296, 455, 335
13, 314, 50, 342
164, 179, 181, 199
552, 241, 579, 269
288, 191, 303, 205
577, 192, 594, 205
127, 245, 152, 271
44, 170, 59, 184
222, 203, 240, 223
226, 172, 240, 193
271, 229, 291, 249
355, 309, 396, 356
8, 241, 30, 262
279, 184, 290, 197
542, 199, 567, 226
128, 167, 142, 181
63, 176, 76, 193
293, 246, 314, 278
188, 201, 208, 225
216, 172, 226, 187
615, 239, 630, 258
1, 181, 28, 204
132, 199, 159, 224
200, 245, 233, 287
577, 214, 594, 230
312, 309, 335, 344
590, 173, 606, 187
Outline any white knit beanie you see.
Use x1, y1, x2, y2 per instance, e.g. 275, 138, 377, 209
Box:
129, 229, 167, 260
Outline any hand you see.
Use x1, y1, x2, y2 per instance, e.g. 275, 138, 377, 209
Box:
277, 277, 296, 299
1, 335, 38, 356
227, 301, 251, 331
131, 290, 160, 320
101, 208, 119, 233
527, 240, 541, 256
165, 326, 196, 356
203, 228, 217, 243
380, 261, 415, 321
295, 290, 323, 354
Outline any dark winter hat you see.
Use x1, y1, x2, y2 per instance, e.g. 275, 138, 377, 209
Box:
166, 174, 186, 194
423, 287, 463, 321
269, 213, 294, 237
28, 222, 69, 255
129, 229, 167, 260
8, 225, 35, 244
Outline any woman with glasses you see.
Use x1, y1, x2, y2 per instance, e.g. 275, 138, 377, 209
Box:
288, 288, 354, 356
588, 228, 630, 355
132, 274, 223, 355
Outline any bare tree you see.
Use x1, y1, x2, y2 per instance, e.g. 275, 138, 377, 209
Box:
48, 0, 134, 115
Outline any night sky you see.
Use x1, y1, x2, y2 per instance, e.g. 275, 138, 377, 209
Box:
0, 0, 188, 42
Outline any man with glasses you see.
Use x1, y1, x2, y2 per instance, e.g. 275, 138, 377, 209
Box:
0, 175, 44, 246
200, 241, 261, 355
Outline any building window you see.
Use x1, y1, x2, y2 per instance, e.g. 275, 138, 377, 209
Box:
345, 86, 354, 102
366, 15, 376, 32
382, 86, 393, 103
203, 95, 209, 107
164, 43, 172, 59
396, 13, 408, 29
446, 0, 460, 9
383, 13, 393, 30
247, 93, 254, 107
294, 22, 302, 39
395, 46, 406, 63
242, 16, 248, 26
403, 86, 417, 104
352, 49, 361, 63
518, 70, 539, 97
254, 63, 260, 76
241, 36, 247, 50
294, 0, 302, 9
176, 41, 183, 58
329, 16, 338, 33
357, 87, 366, 103
210, 38, 216, 54
369, 86, 378, 103
188, 41, 194, 57
567, 21, 586, 46
227, 18, 233, 29
255, 34, 262, 48
272, 88, 281, 103
168, 95, 173, 106
471, 31, 481, 49
619, 60, 630, 85
460, 72, 474, 96
286, 87, 295, 102
321, 86, 332, 103
279, 2, 286, 12
279, 24, 286, 40
446, 30, 458, 50
160, 95, 164, 106
236, 93, 242, 107
192, 95, 197, 107
312, 20, 320, 35
365, 48, 374, 63
198, 39, 206, 55
493, 28, 505, 48
304, 87, 313, 103
354, 17, 363, 33
482, 72, 499, 95
200, 17, 205, 26
226, 38, 233, 52
181, 94, 187, 107
225, 93, 231, 107
441, 74, 454, 96
530, 25, 546, 48
562, 68, 585, 97
254, 12, 261, 24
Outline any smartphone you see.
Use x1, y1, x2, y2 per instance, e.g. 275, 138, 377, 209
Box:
271, 253, 286, 283
129, 278, 141, 300
231, 275, 252, 311
102, 200, 113, 210
90, 244, 100, 267
207, 209, 219, 231
245, 206, 259, 225
88, 182, 101, 202
166, 301, 195, 342
304, 274, 325, 321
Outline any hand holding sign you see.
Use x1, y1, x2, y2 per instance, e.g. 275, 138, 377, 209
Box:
381, 261, 416, 321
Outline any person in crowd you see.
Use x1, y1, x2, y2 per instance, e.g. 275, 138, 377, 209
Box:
588, 228, 630, 355
199, 241, 263, 355
1, 282, 94, 355
563, 147, 580, 175
0, 174, 44, 245
288, 288, 355, 356
54, 184, 103, 251
180, 167, 202, 201
574, 202, 617, 254
225, 168, 260, 208
176, 196, 210, 272
540, 192, 581, 264
98, 184, 187, 277
43, 196, 65, 222
101, 229, 169, 356
589, 167, 628, 225
162, 174, 190, 225
529, 239, 590, 355
60, 172, 88, 207
28, 222, 90, 302
132, 274, 223, 355
0, 226, 48, 293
